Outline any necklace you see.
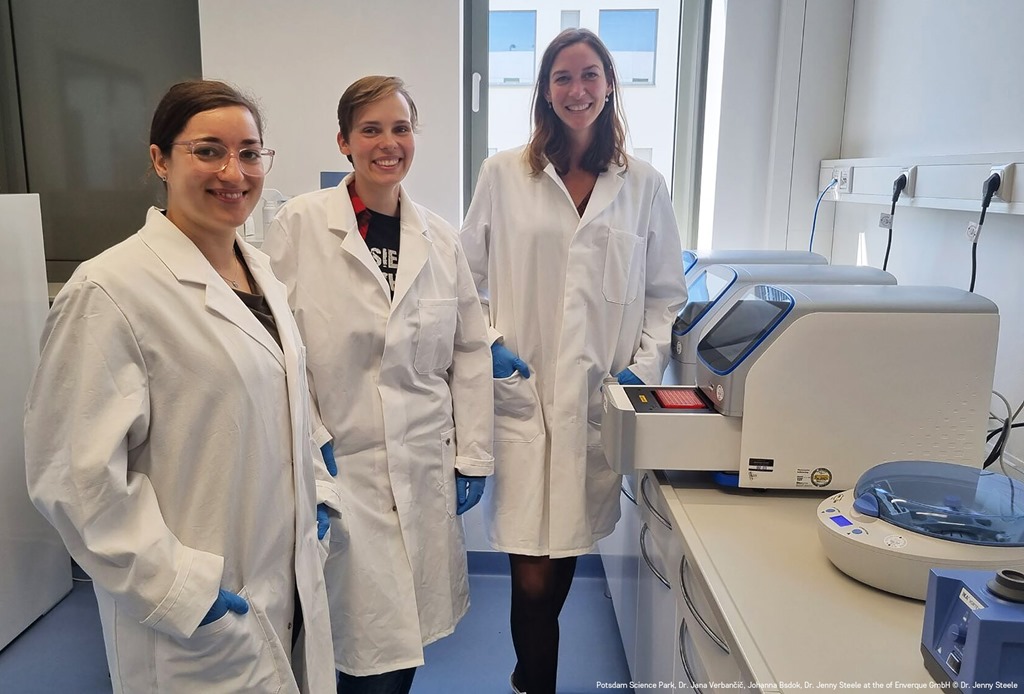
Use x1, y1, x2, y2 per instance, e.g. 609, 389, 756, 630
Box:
218, 271, 241, 290
216, 254, 245, 291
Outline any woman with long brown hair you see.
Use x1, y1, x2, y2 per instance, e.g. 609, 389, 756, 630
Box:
461, 28, 688, 694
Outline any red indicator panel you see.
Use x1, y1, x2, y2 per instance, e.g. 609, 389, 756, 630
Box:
653, 388, 707, 409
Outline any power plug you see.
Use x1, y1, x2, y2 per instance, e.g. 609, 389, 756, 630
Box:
988, 164, 1014, 203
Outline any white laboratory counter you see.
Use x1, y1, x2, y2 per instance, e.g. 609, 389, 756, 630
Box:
650, 470, 935, 690
601, 469, 938, 691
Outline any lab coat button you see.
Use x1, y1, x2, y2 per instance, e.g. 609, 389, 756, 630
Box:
392, 505, 397, 512
445, 438, 451, 445
287, 622, 293, 630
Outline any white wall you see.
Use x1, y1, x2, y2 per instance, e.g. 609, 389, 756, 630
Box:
829, 0, 1024, 465
703, 0, 853, 252
704, 0, 780, 249
198, 0, 463, 226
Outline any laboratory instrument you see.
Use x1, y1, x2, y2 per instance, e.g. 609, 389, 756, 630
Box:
672, 263, 896, 383
817, 461, 1024, 599
682, 249, 826, 277
603, 284, 998, 488
921, 567, 1024, 690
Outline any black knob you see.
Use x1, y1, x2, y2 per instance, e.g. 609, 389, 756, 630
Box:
987, 569, 1024, 603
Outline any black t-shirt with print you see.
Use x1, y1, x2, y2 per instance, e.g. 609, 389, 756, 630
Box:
365, 210, 401, 297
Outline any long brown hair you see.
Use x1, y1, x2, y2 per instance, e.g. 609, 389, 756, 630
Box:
524, 28, 627, 176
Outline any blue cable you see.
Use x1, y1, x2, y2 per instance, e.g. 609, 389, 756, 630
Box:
809, 178, 838, 252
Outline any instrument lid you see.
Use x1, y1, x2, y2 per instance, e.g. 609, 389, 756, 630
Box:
853, 461, 1024, 547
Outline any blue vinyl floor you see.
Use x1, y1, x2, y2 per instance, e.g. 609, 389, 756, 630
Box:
0, 555, 631, 693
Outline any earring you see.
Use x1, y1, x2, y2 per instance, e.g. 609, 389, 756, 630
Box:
605, 95, 610, 103
547, 101, 553, 109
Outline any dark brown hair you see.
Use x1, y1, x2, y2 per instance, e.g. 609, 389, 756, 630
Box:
149, 80, 264, 154
525, 28, 627, 176
337, 76, 419, 164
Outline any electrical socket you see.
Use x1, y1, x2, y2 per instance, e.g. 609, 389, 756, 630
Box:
899, 166, 917, 198
831, 166, 853, 195
827, 168, 851, 201
989, 164, 1015, 203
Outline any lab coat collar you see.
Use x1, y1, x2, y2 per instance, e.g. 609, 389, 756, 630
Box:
326, 175, 391, 300
138, 207, 285, 367
391, 190, 430, 311
542, 159, 627, 230
324, 176, 431, 310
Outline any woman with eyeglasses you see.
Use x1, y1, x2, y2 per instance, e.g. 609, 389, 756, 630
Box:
24, 79, 337, 692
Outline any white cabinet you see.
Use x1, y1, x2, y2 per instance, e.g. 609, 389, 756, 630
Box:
655, 470, 933, 691
633, 472, 681, 688
598, 475, 640, 676
0, 194, 72, 649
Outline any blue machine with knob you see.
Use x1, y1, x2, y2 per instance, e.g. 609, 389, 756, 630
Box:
921, 567, 1024, 690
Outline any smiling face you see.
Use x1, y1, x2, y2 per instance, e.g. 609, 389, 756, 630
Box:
545, 41, 613, 143
150, 105, 264, 241
338, 91, 415, 209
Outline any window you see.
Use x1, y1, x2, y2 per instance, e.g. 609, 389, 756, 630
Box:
599, 9, 658, 85
467, 0, 710, 248
489, 11, 536, 85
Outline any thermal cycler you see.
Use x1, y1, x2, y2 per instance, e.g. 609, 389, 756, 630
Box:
602, 283, 998, 489
672, 263, 896, 384
682, 248, 827, 277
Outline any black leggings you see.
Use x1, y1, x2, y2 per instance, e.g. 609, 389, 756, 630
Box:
508, 554, 578, 694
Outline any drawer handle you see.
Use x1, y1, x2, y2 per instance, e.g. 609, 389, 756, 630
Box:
621, 483, 637, 506
639, 523, 670, 589
678, 619, 705, 694
680, 555, 730, 654
640, 472, 672, 529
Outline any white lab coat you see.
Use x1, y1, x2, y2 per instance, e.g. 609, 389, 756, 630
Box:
24, 208, 337, 693
263, 178, 494, 676
460, 148, 687, 557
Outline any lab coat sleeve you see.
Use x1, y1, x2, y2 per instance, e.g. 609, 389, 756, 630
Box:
460, 161, 503, 346
629, 177, 688, 386
24, 280, 223, 639
309, 432, 342, 514
265, 215, 340, 512
449, 236, 495, 476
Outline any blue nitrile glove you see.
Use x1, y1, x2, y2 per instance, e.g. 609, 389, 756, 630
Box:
455, 473, 486, 515
491, 343, 530, 379
615, 368, 643, 386
317, 503, 330, 540
320, 442, 337, 477
199, 588, 249, 626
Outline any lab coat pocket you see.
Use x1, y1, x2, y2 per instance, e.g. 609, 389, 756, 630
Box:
157, 586, 282, 691
440, 427, 457, 519
328, 508, 351, 552
414, 298, 459, 374
493, 372, 544, 443
602, 228, 646, 305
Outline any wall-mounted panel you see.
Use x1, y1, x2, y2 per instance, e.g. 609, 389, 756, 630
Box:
11, 0, 201, 280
